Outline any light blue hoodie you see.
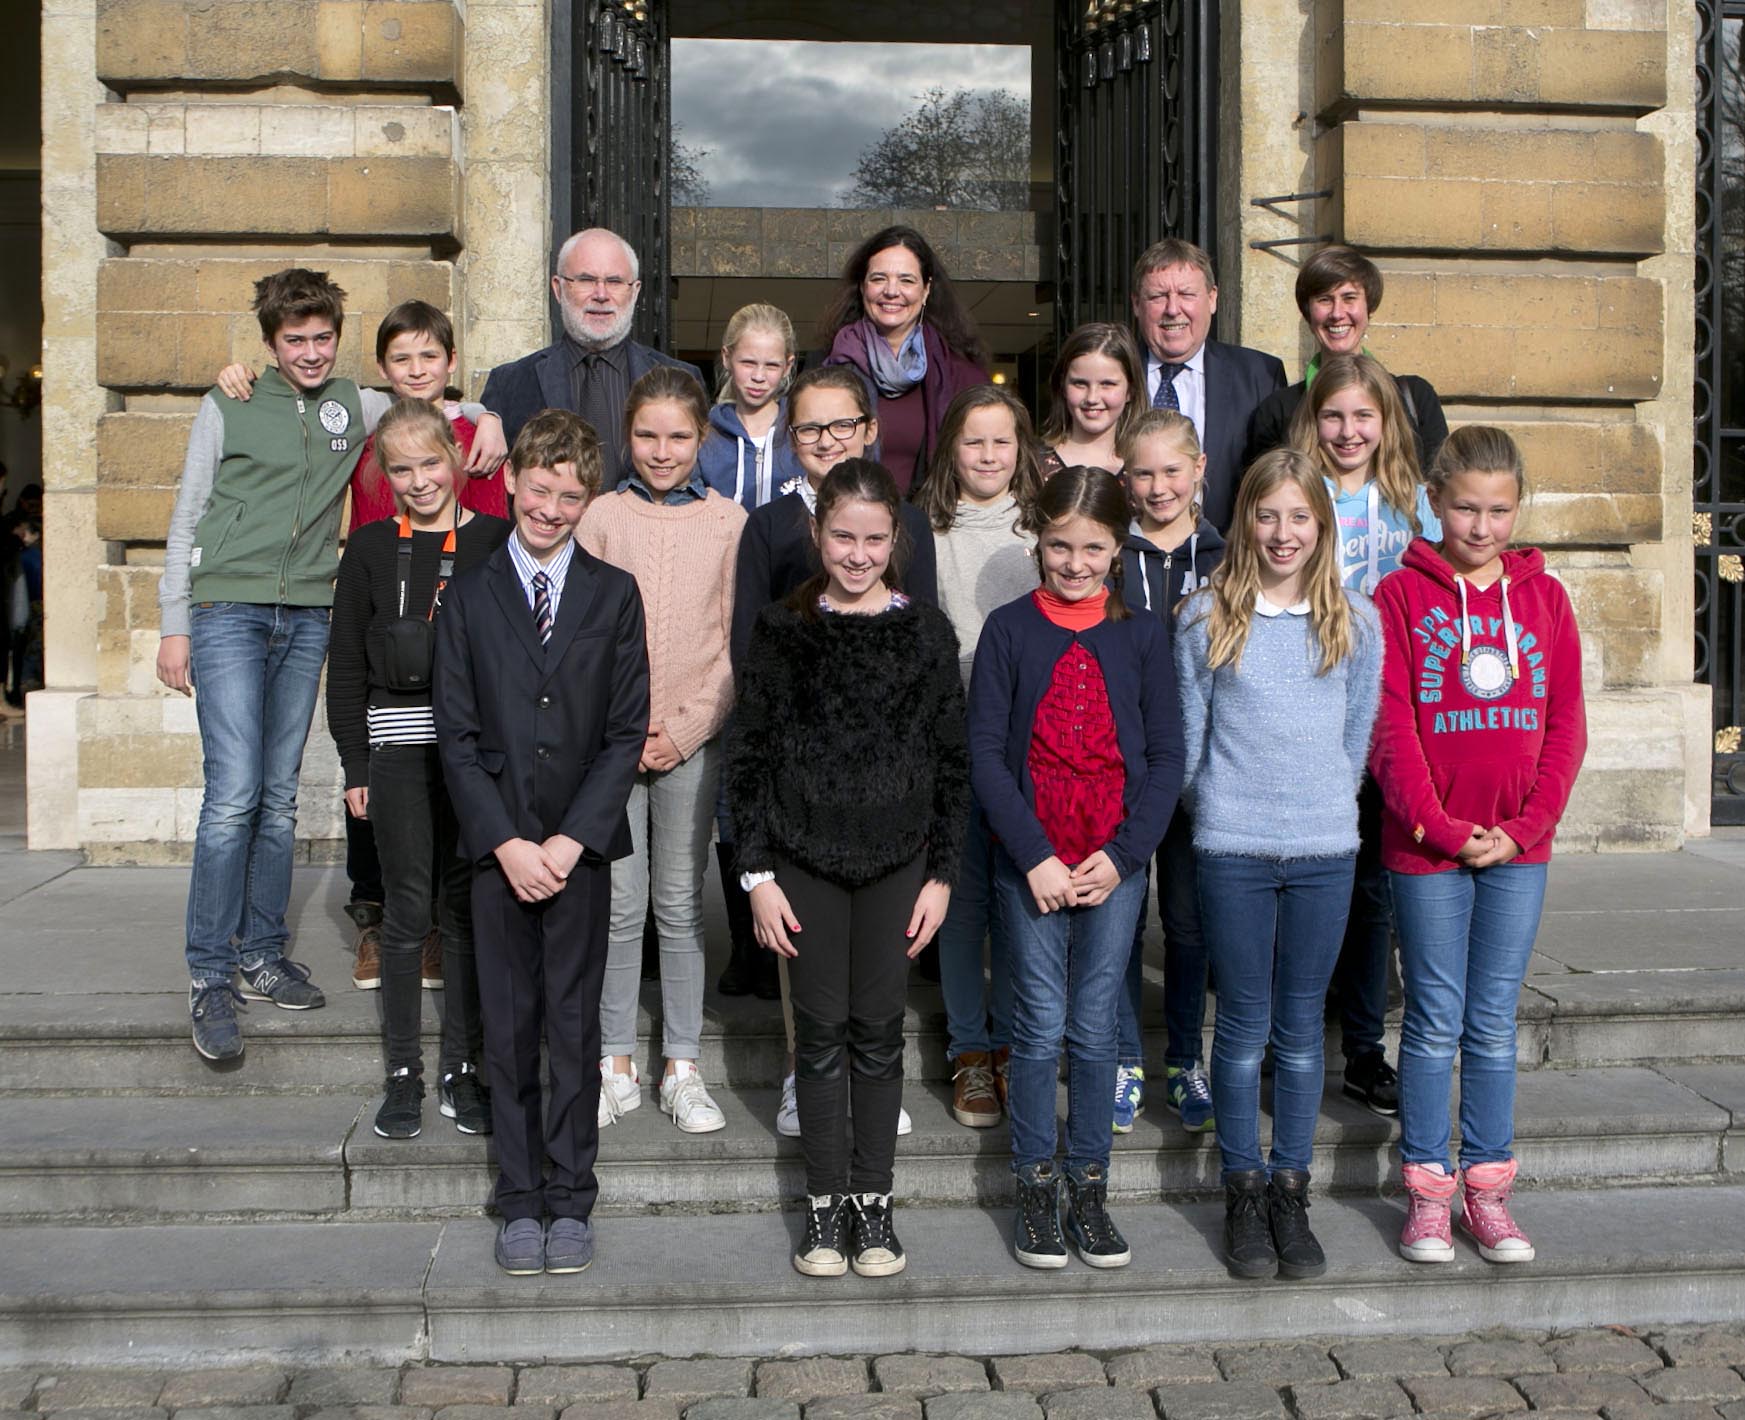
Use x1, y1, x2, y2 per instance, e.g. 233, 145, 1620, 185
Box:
1327, 477, 1440, 596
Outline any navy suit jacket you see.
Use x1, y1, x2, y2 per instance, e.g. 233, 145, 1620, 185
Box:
1195, 339, 1288, 533
433, 540, 650, 867
479, 338, 705, 452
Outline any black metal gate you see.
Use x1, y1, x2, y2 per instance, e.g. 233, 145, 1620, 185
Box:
559, 0, 672, 350
1054, 0, 1219, 336
1695, 0, 1745, 823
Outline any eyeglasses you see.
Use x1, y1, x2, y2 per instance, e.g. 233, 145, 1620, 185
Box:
555, 272, 637, 293
790, 415, 870, 446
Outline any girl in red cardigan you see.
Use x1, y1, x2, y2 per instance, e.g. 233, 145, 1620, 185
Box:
1369, 426, 1587, 1266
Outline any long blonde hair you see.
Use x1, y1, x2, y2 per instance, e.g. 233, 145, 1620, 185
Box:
1191, 448, 1353, 676
715, 303, 796, 405
1291, 353, 1424, 534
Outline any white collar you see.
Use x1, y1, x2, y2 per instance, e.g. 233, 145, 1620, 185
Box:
1254, 590, 1311, 618
1151, 343, 1207, 376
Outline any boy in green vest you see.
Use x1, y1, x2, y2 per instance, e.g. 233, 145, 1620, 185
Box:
156, 268, 504, 1063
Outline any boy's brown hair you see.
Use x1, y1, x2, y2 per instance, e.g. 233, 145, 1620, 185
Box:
375, 299, 456, 365
510, 408, 605, 493
252, 268, 347, 342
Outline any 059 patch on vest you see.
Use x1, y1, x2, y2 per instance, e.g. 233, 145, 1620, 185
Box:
318, 400, 351, 435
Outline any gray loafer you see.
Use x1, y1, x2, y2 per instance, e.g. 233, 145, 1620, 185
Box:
544, 1216, 594, 1274
494, 1217, 545, 1275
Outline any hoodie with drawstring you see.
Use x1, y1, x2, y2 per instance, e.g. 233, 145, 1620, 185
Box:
1369, 537, 1586, 875
1123, 518, 1225, 655
699, 399, 806, 511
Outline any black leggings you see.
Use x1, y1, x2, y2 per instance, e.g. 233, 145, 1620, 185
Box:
779, 851, 923, 1197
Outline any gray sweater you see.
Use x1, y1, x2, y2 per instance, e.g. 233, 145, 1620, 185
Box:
1175, 587, 1382, 860
932, 496, 1037, 689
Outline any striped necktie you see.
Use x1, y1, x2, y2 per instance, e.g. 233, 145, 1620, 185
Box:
1152, 362, 1184, 412
531, 571, 552, 645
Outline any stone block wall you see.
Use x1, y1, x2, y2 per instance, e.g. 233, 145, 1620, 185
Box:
34, 0, 546, 859
1304, 0, 1705, 848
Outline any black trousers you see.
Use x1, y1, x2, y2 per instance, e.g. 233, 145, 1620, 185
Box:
780, 851, 922, 1198
367, 743, 481, 1076
472, 855, 611, 1222
344, 804, 384, 905
1331, 773, 1392, 1060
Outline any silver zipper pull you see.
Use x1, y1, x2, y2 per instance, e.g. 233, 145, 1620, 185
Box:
297, 398, 305, 414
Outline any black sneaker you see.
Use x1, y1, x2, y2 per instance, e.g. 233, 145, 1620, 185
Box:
238, 956, 326, 1011
1342, 1051, 1400, 1116
848, 1193, 906, 1277
1267, 1167, 1327, 1279
1224, 1168, 1277, 1279
1062, 1163, 1131, 1268
439, 1064, 493, 1135
374, 1067, 424, 1139
794, 1193, 850, 1277
190, 982, 245, 1061
1013, 1163, 1067, 1269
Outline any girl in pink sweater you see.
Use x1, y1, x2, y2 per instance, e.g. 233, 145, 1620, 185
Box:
580, 366, 748, 1136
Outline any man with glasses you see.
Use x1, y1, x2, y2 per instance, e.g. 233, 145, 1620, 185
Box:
482, 228, 704, 475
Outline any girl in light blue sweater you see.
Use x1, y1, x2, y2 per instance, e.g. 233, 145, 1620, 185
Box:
1175, 447, 1382, 1284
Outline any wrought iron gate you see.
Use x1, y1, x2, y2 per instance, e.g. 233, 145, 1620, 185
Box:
1054, 0, 1218, 335
1695, 0, 1745, 823
562, 0, 671, 350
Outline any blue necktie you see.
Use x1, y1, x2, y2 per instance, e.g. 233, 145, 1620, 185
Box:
1152, 362, 1184, 412
531, 571, 552, 645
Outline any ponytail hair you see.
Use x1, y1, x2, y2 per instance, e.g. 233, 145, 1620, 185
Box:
1426, 424, 1526, 499
791, 458, 912, 618
623, 364, 710, 447
715, 302, 797, 404
1031, 465, 1132, 623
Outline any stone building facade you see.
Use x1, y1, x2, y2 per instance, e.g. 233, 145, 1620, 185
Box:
30, 0, 1707, 857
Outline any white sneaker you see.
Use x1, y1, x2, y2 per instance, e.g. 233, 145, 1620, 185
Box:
897, 1105, 913, 1136
777, 1072, 800, 1137
660, 1060, 727, 1134
597, 1057, 640, 1128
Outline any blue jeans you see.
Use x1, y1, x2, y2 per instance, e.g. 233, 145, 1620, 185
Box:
1117, 803, 1206, 1070
937, 796, 1013, 1059
184, 602, 330, 984
1197, 852, 1355, 1178
996, 854, 1146, 1173
1391, 862, 1548, 1171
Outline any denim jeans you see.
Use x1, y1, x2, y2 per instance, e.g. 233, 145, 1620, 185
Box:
1391, 862, 1548, 1172
184, 601, 331, 984
996, 854, 1146, 1173
936, 795, 1013, 1059
600, 739, 718, 1062
1117, 803, 1207, 1070
1197, 852, 1355, 1178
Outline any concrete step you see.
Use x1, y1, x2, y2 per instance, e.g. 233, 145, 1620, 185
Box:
3, 1065, 1737, 1221
4, 1183, 1743, 1366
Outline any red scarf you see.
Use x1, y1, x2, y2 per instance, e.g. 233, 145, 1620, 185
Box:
1033, 585, 1108, 631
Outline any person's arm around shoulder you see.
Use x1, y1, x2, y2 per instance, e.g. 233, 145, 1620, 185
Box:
156, 393, 226, 694
358, 388, 505, 474
1493, 576, 1588, 858
1366, 575, 1478, 862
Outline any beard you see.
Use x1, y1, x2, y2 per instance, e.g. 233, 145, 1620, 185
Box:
559, 297, 636, 351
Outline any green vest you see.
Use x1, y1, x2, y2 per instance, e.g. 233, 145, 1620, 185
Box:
190, 366, 365, 609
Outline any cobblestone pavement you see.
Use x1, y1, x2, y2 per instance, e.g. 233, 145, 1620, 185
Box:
5, 1325, 1745, 1420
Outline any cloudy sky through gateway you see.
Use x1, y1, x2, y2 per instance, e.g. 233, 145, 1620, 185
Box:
671, 39, 1030, 209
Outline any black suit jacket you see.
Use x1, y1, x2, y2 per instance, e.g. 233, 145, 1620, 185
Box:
1191, 339, 1288, 533
433, 541, 650, 866
480, 338, 705, 452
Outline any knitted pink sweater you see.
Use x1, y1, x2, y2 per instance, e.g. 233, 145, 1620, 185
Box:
578, 488, 747, 760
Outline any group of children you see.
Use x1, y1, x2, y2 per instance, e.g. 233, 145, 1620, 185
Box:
159, 263, 1586, 1285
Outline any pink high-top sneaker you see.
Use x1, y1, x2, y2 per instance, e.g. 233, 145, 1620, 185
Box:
1399, 1162, 1457, 1262
1460, 1158, 1535, 1262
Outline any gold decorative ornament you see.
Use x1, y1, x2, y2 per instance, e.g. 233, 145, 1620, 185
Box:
1718, 726, 1743, 755
1694, 511, 1713, 545
1720, 555, 1744, 584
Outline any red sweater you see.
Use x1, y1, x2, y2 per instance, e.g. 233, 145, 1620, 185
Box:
348, 412, 508, 527
1369, 539, 1587, 874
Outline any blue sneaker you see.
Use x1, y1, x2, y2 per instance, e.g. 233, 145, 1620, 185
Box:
238, 956, 326, 1011
190, 981, 245, 1061
1112, 1064, 1145, 1133
1167, 1065, 1215, 1133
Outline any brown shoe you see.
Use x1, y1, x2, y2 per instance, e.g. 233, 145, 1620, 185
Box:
951, 1050, 999, 1128
992, 1045, 1011, 1111
346, 902, 382, 990
420, 927, 443, 990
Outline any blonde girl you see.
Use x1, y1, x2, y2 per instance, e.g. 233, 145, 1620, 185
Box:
700, 303, 803, 510
1040, 323, 1145, 476
1176, 448, 1382, 1282
580, 365, 748, 1137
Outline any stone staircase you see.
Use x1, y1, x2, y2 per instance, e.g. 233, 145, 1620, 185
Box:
1, 841, 1742, 1366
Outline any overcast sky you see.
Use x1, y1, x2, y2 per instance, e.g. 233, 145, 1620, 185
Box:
671, 40, 1030, 208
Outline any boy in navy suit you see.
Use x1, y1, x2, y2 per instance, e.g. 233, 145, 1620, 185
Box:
433, 409, 650, 1275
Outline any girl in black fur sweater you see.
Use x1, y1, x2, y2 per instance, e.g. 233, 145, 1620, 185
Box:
727, 458, 970, 1280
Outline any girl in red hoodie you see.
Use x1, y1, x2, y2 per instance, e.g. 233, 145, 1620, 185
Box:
1369, 426, 1587, 1267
